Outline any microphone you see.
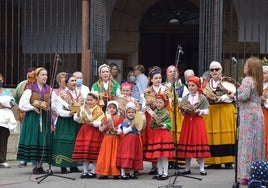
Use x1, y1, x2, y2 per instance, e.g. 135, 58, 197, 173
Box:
56, 54, 61, 62
178, 45, 184, 54
231, 57, 237, 65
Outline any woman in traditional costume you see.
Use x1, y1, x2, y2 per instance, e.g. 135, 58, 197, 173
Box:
17, 67, 51, 174
91, 64, 120, 111
203, 61, 236, 169
52, 73, 82, 173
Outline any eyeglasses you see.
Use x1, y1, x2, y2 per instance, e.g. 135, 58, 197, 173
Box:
210, 68, 220, 72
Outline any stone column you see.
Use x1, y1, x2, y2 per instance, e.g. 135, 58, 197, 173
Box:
81, 0, 90, 86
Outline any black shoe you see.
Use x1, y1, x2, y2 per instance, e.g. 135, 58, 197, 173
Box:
18, 161, 27, 168
80, 173, 91, 179
113, 176, 120, 180
148, 167, 158, 175
152, 175, 161, 180
200, 171, 207, 176
98, 175, 108, 179
70, 167, 80, 173
168, 161, 174, 169
121, 175, 129, 180
129, 174, 138, 179
181, 170, 191, 175
38, 167, 46, 174
168, 161, 181, 169
61, 167, 68, 174
158, 175, 169, 180
88, 172, 96, 178
33, 167, 46, 174
206, 164, 222, 169
32, 167, 38, 174
224, 163, 233, 169
134, 170, 140, 176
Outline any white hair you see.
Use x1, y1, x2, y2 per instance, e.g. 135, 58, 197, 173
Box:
209, 61, 222, 69
184, 69, 195, 77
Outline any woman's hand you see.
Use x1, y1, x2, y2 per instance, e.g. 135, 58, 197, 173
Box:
227, 92, 235, 99
69, 111, 75, 116
33, 107, 40, 114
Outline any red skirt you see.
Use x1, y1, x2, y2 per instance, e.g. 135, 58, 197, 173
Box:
117, 134, 143, 171
72, 124, 104, 162
146, 128, 175, 159
177, 114, 211, 158
141, 112, 155, 162
96, 134, 121, 176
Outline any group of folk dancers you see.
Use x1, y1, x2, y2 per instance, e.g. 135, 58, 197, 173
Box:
2, 61, 244, 181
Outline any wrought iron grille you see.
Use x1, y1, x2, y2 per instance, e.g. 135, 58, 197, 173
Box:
90, 0, 107, 83
222, 0, 268, 80
0, 0, 82, 87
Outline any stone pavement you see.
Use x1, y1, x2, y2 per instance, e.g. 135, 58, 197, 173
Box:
0, 161, 247, 188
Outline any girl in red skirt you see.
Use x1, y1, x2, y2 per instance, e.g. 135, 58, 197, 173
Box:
96, 101, 124, 179
116, 102, 143, 179
178, 76, 211, 176
72, 91, 105, 178
146, 93, 175, 180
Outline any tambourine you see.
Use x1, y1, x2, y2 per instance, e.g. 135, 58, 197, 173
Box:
116, 95, 130, 112
179, 102, 196, 114
69, 102, 81, 113
32, 100, 48, 110
219, 77, 240, 94
203, 87, 218, 102
144, 90, 156, 104
134, 111, 146, 131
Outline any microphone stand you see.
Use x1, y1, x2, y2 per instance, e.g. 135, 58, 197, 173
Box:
159, 46, 201, 188
231, 57, 240, 188
35, 53, 75, 184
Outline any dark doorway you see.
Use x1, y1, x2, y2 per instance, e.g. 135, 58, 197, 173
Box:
139, 0, 199, 78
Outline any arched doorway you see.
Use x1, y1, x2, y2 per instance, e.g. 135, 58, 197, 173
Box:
139, 0, 199, 78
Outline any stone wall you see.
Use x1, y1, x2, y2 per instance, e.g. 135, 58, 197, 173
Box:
7, 132, 19, 160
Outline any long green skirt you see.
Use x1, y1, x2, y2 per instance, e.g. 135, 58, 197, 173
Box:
17, 110, 51, 163
52, 116, 81, 167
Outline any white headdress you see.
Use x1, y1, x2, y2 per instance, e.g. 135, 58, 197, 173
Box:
98, 64, 110, 74
125, 102, 136, 112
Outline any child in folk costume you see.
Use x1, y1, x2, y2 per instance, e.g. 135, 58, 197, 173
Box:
72, 91, 105, 178
178, 76, 211, 176
118, 81, 139, 118
141, 67, 171, 175
146, 93, 175, 180
116, 102, 143, 180
96, 101, 124, 179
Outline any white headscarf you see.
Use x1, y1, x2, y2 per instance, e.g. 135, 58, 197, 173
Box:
263, 66, 268, 72
107, 100, 119, 111
125, 102, 136, 112
98, 64, 110, 74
